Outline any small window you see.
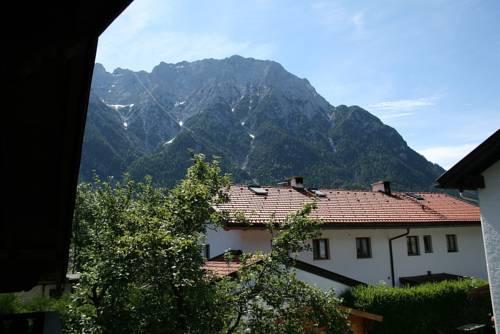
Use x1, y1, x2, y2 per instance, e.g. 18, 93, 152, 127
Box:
446, 234, 458, 252
313, 239, 329, 260
203, 244, 210, 259
356, 237, 372, 258
407, 236, 420, 256
423, 235, 433, 253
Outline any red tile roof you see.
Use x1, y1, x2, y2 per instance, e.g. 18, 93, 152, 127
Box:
203, 259, 241, 278
218, 186, 480, 227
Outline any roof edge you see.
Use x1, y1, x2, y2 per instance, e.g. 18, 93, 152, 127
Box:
436, 129, 500, 190
224, 221, 481, 230
292, 259, 366, 287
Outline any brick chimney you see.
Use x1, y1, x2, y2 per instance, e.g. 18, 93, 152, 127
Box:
371, 180, 391, 195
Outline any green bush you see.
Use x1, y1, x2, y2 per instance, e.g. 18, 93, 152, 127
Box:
341, 279, 492, 334
0, 294, 22, 314
0, 293, 70, 315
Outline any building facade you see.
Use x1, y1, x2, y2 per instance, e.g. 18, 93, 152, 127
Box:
436, 129, 500, 329
206, 179, 487, 291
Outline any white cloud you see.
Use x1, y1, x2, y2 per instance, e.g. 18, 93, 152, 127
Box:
418, 143, 477, 169
311, 1, 367, 35
98, 31, 275, 71
96, 0, 275, 71
351, 12, 365, 32
368, 97, 436, 112
380, 112, 415, 119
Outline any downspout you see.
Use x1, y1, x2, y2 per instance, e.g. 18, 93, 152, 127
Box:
389, 228, 410, 287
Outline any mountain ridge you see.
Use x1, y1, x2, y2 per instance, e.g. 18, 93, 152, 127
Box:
81, 55, 444, 191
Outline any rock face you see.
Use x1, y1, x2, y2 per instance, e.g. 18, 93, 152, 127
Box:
81, 56, 444, 190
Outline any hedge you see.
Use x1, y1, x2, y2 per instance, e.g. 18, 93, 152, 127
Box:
341, 278, 492, 334
0, 293, 70, 314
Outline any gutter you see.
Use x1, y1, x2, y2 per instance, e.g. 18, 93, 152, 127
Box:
389, 228, 410, 287
459, 192, 479, 204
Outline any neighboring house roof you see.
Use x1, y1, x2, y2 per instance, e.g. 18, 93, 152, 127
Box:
203, 256, 242, 278
219, 186, 480, 227
203, 253, 365, 287
436, 129, 500, 190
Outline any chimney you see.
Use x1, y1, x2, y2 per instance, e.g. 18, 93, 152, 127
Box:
371, 180, 391, 195
288, 176, 304, 189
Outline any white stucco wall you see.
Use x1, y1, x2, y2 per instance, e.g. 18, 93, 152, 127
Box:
294, 268, 351, 295
478, 160, 500, 323
206, 225, 487, 286
205, 227, 272, 257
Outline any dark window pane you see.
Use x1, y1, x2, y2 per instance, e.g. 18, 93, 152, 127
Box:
356, 237, 371, 258
313, 238, 329, 260
423, 235, 433, 253
447, 234, 458, 252
204, 244, 210, 259
407, 236, 420, 256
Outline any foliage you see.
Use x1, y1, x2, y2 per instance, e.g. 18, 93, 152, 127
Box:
69, 154, 230, 333
0, 293, 70, 315
341, 279, 492, 334
213, 204, 351, 333
68, 154, 349, 333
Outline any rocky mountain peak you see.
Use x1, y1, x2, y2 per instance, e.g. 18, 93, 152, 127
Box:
81, 56, 444, 190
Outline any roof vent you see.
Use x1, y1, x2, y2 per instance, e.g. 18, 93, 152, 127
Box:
308, 188, 327, 197
288, 176, 304, 189
248, 185, 268, 195
371, 181, 391, 195
406, 193, 424, 200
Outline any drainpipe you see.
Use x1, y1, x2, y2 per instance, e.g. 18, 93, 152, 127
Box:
389, 228, 410, 287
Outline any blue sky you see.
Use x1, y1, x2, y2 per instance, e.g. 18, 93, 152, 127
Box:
96, 0, 500, 169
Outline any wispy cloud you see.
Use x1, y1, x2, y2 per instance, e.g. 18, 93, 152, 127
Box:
351, 12, 365, 33
98, 31, 275, 71
311, 1, 368, 36
418, 143, 477, 169
368, 97, 436, 112
381, 112, 415, 119
96, 0, 275, 71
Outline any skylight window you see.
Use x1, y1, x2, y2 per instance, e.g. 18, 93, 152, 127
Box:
248, 185, 268, 195
312, 189, 326, 197
406, 193, 424, 200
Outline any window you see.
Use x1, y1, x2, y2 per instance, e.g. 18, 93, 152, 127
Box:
203, 244, 210, 259
423, 235, 433, 253
313, 239, 329, 260
356, 237, 372, 258
407, 236, 420, 256
446, 234, 458, 252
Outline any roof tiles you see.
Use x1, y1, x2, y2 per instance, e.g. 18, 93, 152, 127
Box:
218, 186, 480, 227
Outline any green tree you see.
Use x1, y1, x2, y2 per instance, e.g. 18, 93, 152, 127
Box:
69, 155, 349, 333
214, 204, 350, 334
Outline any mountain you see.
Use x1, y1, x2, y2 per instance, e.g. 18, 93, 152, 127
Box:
81, 56, 444, 190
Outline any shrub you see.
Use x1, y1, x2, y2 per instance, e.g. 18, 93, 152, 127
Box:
0, 294, 21, 314
341, 279, 492, 334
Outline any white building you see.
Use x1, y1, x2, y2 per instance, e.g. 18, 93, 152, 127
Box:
205, 178, 487, 293
436, 129, 500, 329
